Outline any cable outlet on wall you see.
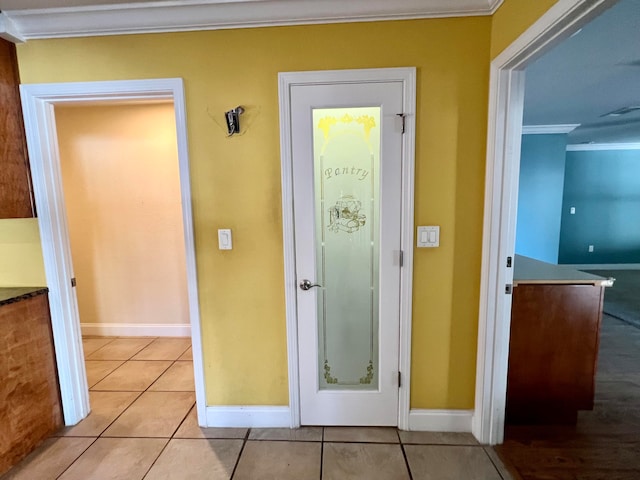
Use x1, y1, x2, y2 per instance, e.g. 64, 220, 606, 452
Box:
588, 245, 594, 253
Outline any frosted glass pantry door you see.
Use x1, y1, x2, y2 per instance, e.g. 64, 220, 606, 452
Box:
313, 107, 381, 391
290, 80, 404, 426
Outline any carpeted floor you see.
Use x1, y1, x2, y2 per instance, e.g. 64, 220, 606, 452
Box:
585, 269, 640, 329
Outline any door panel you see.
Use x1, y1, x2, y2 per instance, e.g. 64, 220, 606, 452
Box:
291, 81, 404, 425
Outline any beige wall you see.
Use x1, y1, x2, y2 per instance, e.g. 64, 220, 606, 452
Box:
56, 103, 189, 326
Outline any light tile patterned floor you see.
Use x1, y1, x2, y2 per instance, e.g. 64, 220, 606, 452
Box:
1, 336, 511, 480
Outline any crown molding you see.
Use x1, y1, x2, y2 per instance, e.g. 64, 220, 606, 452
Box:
0, 13, 25, 43
1, 0, 499, 41
522, 124, 580, 134
567, 142, 640, 151
489, 0, 505, 14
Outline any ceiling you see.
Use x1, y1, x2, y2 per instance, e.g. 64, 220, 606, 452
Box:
0, 0, 501, 42
523, 0, 640, 145
2, 0, 637, 146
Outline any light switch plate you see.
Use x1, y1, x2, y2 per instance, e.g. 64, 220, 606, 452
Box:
218, 229, 232, 250
417, 226, 439, 248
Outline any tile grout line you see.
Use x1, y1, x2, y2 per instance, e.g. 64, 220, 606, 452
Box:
82, 336, 117, 358
319, 427, 325, 480
168, 400, 197, 439
54, 436, 100, 479
397, 429, 415, 480
140, 437, 172, 480
85, 336, 155, 361
229, 428, 251, 479
85, 359, 126, 389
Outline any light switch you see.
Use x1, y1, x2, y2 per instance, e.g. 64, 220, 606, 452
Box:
417, 226, 440, 248
218, 229, 232, 250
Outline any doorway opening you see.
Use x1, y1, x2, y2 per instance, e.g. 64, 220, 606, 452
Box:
474, 0, 619, 446
20, 78, 206, 426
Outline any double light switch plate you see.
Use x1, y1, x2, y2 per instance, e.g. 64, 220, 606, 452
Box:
417, 226, 439, 248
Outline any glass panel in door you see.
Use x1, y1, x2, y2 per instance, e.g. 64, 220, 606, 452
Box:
312, 107, 381, 390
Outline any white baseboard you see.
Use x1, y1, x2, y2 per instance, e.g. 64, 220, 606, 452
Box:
206, 406, 291, 428
80, 322, 191, 337
565, 263, 640, 270
408, 409, 473, 432
204, 406, 470, 431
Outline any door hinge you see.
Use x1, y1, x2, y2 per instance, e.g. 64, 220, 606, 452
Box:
396, 113, 406, 134
505, 284, 512, 294
71, 277, 77, 287
399, 250, 404, 267
506, 256, 512, 268
398, 371, 402, 388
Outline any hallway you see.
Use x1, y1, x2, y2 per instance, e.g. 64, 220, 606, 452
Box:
1, 336, 511, 479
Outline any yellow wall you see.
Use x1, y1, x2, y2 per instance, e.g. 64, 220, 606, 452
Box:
56, 103, 189, 327
0, 218, 46, 287
491, 0, 559, 58
16, 18, 491, 408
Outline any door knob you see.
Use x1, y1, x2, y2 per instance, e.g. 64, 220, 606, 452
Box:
299, 279, 322, 291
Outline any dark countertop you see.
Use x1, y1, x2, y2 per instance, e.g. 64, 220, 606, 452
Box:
0, 287, 48, 306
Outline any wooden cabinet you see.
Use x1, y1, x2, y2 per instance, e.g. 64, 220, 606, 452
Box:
506, 283, 605, 424
0, 291, 62, 475
0, 38, 34, 218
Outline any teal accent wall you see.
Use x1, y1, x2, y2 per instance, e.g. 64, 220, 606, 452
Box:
559, 149, 640, 264
515, 134, 567, 263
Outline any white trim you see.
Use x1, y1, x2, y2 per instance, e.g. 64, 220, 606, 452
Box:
489, 0, 505, 14
206, 405, 291, 428
475, 0, 616, 445
0, 12, 25, 43
563, 263, 640, 270
19, 78, 206, 427
474, 65, 525, 446
80, 322, 191, 337
3, 0, 499, 41
408, 409, 473, 432
522, 124, 579, 134
278, 67, 415, 429
278, 73, 301, 428
567, 142, 640, 151
398, 70, 416, 432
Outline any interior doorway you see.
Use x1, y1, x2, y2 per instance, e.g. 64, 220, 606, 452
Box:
55, 102, 189, 337
474, 0, 618, 445
20, 78, 206, 427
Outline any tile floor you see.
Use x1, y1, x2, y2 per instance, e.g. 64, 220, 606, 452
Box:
2, 336, 512, 480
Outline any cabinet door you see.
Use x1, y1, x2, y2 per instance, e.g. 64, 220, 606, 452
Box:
507, 284, 603, 424
0, 38, 35, 218
0, 293, 62, 474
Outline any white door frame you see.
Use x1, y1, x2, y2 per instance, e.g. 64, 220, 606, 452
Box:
20, 78, 207, 426
278, 68, 416, 429
473, 0, 616, 445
